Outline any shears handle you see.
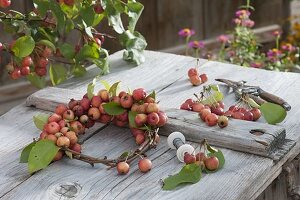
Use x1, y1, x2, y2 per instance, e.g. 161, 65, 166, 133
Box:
258, 88, 291, 111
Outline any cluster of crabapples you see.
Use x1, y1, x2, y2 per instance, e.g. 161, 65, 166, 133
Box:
188, 67, 208, 86
181, 99, 229, 128
5, 43, 52, 79
39, 87, 167, 174
184, 151, 219, 171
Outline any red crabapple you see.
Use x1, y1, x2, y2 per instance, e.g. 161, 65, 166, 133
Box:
147, 112, 160, 126
99, 103, 107, 114
63, 0, 74, 6
46, 134, 57, 143
135, 133, 145, 145
192, 102, 205, 112
232, 112, 244, 120
48, 113, 62, 123
53, 151, 64, 161
111, 96, 120, 104
184, 153, 196, 164
40, 131, 48, 140
60, 127, 69, 135
42, 47, 52, 57
244, 111, 254, 121
0, 0, 11, 8
94, 4, 104, 14
180, 102, 192, 111
46, 122, 60, 134
79, 115, 89, 124
188, 68, 198, 77
157, 111, 168, 127
65, 131, 78, 145
55, 104, 68, 115
205, 113, 218, 126
63, 110, 75, 120
35, 67, 47, 76
131, 103, 140, 112
22, 56, 33, 67
116, 111, 128, 122
138, 158, 152, 173
98, 114, 112, 124
80, 98, 91, 111
189, 75, 202, 86
132, 88, 146, 101
120, 94, 134, 108
72, 105, 84, 117
146, 103, 159, 113
200, 73, 208, 83
204, 156, 219, 171
218, 116, 229, 128
20, 66, 30, 76
88, 107, 101, 120
10, 68, 21, 80
135, 114, 147, 127
130, 128, 144, 137
56, 136, 70, 147
70, 121, 85, 134
195, 152, 207, 162
98, 89, 109, 102
117, 162, 130, 175
70, 143, 81, 153
118, 91, 127, 98
37, 57, 48, 68
199, 108, 211, 121
68, 99, 79, 110
114, 119, 127, 127
251, 108, 261, 121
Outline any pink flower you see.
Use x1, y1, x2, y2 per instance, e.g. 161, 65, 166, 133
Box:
281, 43, 295, 52
188, 41, 205, 49
272, 30, 282, 37
217, 35, 230, 43
267, 48, 282, 62
250, 62, 264, 68
242, 19, 255, 28
178, 28, 195, 38
233, 18, 241, 25
235, 10, 251, 19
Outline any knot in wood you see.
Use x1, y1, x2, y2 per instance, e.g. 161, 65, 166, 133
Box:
50, 182, 82, 198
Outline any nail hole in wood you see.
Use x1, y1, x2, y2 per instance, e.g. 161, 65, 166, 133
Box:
250, 129, 266, 136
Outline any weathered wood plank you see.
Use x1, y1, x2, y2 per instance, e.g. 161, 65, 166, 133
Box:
162, 108, 291, 159
2, 51, 300, 200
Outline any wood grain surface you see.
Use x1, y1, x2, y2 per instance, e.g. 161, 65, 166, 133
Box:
1, 50, 300, 200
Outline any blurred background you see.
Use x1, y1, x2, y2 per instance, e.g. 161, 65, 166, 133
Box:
0, 0, 297, 114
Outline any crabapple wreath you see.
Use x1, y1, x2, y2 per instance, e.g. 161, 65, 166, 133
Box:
20, 81, 167, 175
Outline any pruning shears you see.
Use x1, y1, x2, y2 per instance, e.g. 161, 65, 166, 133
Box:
215, 78, 291, 111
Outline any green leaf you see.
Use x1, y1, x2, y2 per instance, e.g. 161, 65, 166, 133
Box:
108, 81, 120, 97
65, 19, 75, 33
206, 143, 218, 154
248, 98, 260, 108
87, 78, 97, 100
100, 80, 111, 91
103, 102, 126, 115
37, 40, 56, 52
28, 140, 59, 174
163, 164, 201, 190
59, 43, 75, 59
102, 0, 125, 34
128, 111, 138, 128
201, 91, 224, 105
209, 84, 220, 92
27, 73, 47, 89
20, 141, 37, 163
33, 114, 50, 130
75, 44, 100, 62
72, 64, 87, 77
146, 91, 156, 101
11, 36, 35, 58
49, 64, 67, 86
33, 0, 50, 17
119, 151, 129, 159
260, 102, 287, 124
80, 6, 95, 27
127, 1, 144, 32
205, 150, 225, 173
49, 2, 66, 34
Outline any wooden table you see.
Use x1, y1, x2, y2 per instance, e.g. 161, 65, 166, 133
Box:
1, 51, 300, 200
